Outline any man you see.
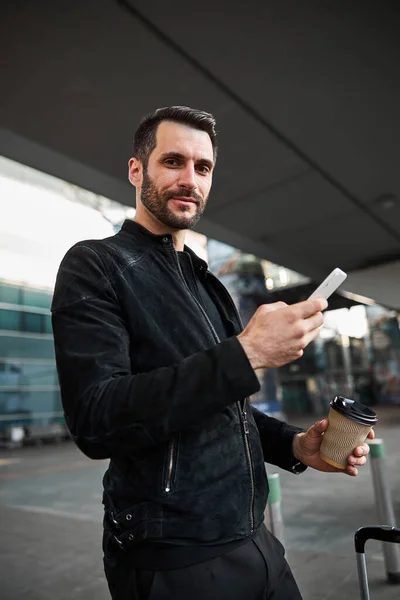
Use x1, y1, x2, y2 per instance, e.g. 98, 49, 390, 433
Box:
51, 106, 373, 600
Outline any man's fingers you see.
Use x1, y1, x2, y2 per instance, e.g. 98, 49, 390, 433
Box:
346, 465, 358, 477
293, 297, 328, 319
301, 326, 323, 349
348, 455, 367, 467
260, 301, 287, 314
353, 443, 369, 457
303, 311, 325, 333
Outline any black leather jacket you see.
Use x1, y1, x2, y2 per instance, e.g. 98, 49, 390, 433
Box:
51, 219, 304, 550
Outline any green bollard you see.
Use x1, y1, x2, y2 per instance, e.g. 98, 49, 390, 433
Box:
264, 472, 285, 546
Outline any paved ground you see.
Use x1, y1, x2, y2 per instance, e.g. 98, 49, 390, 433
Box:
0, 406, 399, 600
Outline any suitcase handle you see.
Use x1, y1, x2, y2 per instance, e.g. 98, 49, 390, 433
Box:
355, 526, 400, 554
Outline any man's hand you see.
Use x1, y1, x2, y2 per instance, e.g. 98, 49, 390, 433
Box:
292, 420, 376, 476
237, 297, 328, 370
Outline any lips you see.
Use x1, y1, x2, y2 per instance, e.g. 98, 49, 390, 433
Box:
170, 197, 197, 204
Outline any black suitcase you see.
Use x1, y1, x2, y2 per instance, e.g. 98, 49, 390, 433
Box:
355, 526, 400, 600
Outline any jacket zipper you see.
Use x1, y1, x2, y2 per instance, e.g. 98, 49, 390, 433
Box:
162, 252, 220, 495
165, 437, 176, 493
173, 253, 220, 344
173, 251, 256, 530
242, 404, 255, 531
206, 271, 256, 531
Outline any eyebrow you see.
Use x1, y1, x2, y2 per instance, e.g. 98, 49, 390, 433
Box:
159, 152, 214, 169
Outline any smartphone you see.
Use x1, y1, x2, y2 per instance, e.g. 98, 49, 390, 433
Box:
308, 268, 347, 300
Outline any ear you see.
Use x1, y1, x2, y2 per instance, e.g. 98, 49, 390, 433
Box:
128, 158, 143, 188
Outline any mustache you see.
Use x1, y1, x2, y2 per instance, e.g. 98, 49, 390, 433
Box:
165, 189, 203, 204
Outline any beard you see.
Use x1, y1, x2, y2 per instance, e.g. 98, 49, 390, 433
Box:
140, 170, 207, 230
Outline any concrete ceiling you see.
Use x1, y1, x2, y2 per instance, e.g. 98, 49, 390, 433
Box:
2, 0, 400, 308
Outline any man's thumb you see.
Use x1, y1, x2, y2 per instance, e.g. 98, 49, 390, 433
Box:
310, 419, 328, 436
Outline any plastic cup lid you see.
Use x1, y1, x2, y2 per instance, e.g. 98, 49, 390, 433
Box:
330, 396, 378, 426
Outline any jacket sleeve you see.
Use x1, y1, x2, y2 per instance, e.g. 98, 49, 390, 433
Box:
251, 406, 307, 473
51, 244, 260, 459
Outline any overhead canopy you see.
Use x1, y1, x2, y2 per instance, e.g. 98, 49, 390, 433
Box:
2, 1, 400, 308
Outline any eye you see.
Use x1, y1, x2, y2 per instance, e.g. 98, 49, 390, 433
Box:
165, 158, 179, 167
197, 164, 211, 174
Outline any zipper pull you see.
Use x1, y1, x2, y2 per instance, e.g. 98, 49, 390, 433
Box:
243, 409, 249, 434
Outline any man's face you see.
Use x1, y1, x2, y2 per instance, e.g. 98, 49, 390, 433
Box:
139, 121, 214, 230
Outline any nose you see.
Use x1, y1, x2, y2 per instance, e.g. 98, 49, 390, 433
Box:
178, 163, 197, 191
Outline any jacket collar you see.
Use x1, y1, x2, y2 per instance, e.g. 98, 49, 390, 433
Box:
120, 219, 209, 272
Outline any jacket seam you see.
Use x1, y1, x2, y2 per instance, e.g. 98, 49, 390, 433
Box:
78, 242, 150, 293
72, 419, 157, 448
101, 237, 152, 283
51, 242, 150, 313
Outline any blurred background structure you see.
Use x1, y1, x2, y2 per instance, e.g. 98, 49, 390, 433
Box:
1, 2, 400, 599
1, 155, 399, 446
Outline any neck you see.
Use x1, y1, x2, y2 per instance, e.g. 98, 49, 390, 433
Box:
133, 209, 186, 251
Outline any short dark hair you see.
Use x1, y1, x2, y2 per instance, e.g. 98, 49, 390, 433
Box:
133, 106, 218, 168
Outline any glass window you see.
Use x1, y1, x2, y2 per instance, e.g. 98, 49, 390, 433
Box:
0, 282, 21, 305
0, 309, 21, 331
22, 363, 58, 386
21, 312, 43, 334
0, 361, 57, 388
0, 362, 22, 388
0, 334, 55, 359
23, 288, 52, 309
0, 390, 63, 426
44, 315, 53, 335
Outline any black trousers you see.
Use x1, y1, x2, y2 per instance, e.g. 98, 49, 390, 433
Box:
104, 525, 303, 600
